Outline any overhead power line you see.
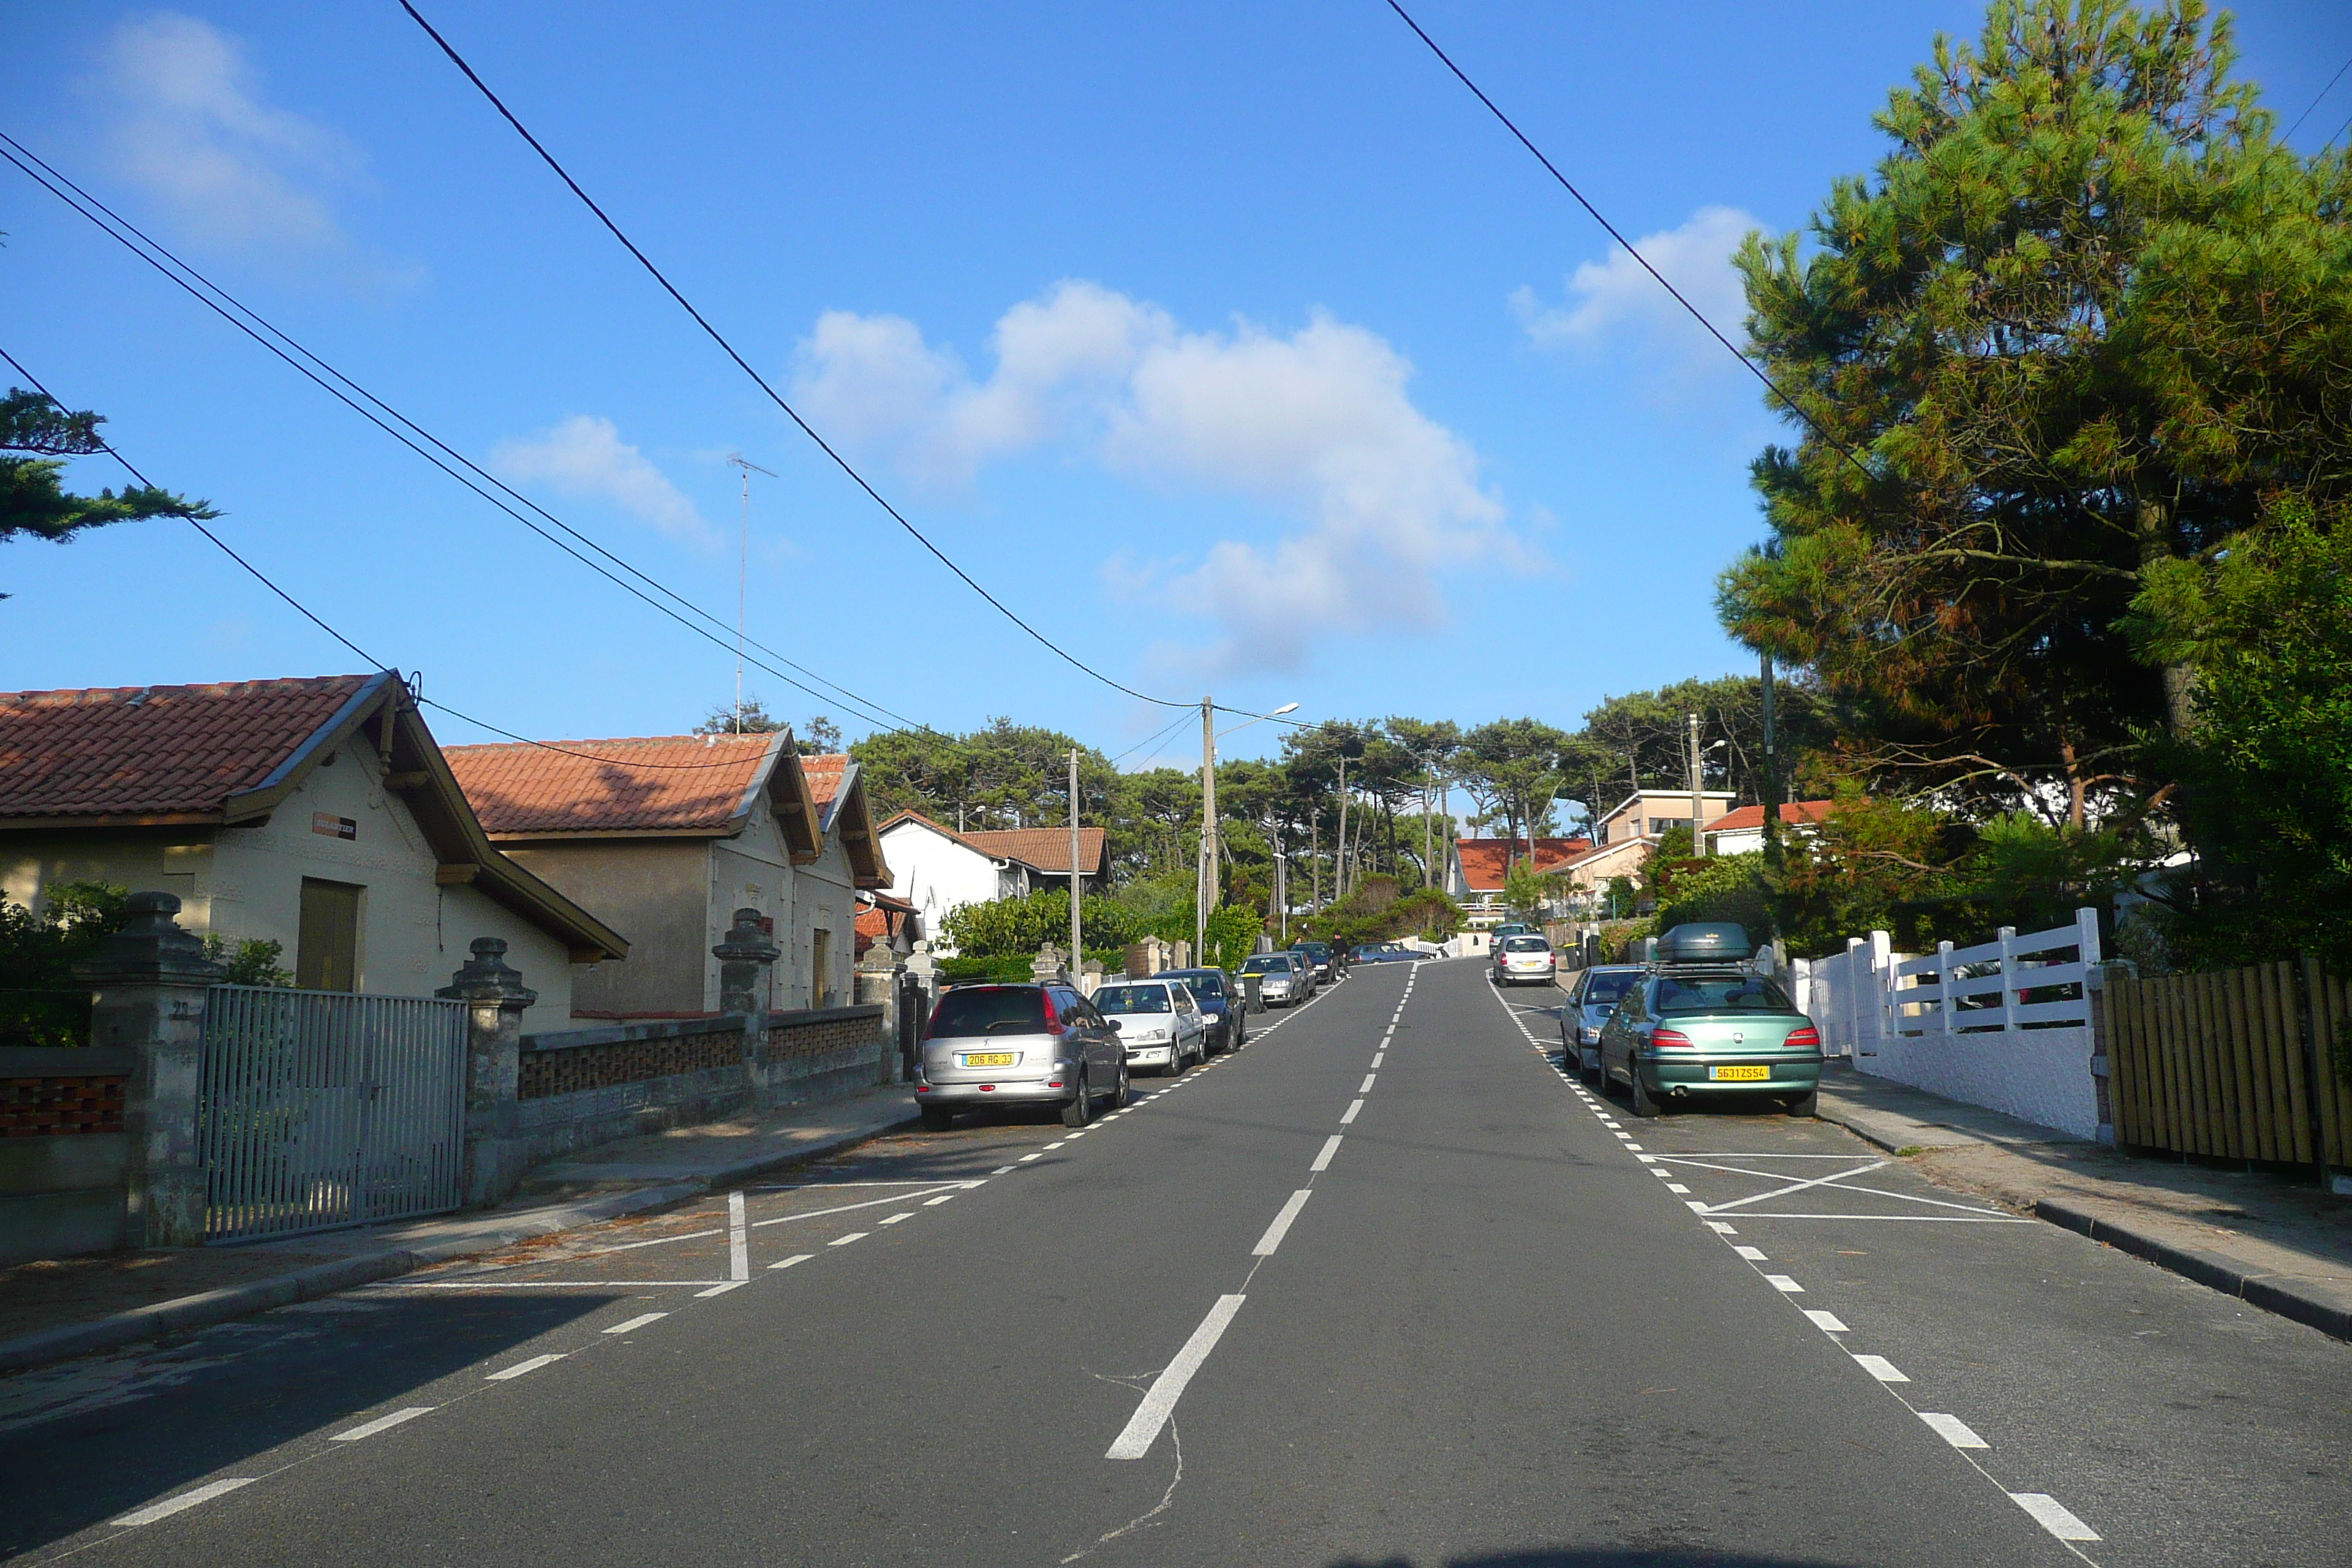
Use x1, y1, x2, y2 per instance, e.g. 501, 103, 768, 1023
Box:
396, 0, 1200, 714
0, 346, 768, 771
2281, 53, 2352, 142
1378, 0, 1881, 492
0, 130, 923, 737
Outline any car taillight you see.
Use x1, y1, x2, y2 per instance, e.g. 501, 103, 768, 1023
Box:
1650, 1028, 1695, 1049
1041, 990, 1067, 1036
1784, 1025, 1820, 1049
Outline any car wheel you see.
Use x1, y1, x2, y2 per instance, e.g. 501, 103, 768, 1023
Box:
1112, 1061, 1132, 1109
1784, 1088, 1819, 1118
1060, 1070, 1093, 1128
1630, 1068, 1662, 1120
1165, 1047, 1184, 1078
919, 1104, 954, 1132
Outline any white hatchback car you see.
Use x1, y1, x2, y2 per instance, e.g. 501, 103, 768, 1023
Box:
1095, 979, 1210, 1075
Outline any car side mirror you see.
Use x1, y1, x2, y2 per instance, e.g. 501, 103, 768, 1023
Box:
1105, 1018, 1121, 1032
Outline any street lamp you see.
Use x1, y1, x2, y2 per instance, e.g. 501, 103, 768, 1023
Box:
1200, 701, 1300, 959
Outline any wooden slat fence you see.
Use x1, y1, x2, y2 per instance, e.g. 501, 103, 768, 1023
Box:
2106, 960, 2351, 1169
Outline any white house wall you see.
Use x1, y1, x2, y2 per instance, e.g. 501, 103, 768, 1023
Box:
874, 822, 1007, 955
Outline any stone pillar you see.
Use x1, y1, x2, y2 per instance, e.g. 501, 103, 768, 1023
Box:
437, 938, 537, 1207
714, 908, 782, 1018
75, 892, 224, 1249
856, 941, 904, 1083
1030, 943, 1068, 985
1172, 940, 1192, 970
1079, 958, 1104, 998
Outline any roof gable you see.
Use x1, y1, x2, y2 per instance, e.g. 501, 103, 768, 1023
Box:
1452, 837, 1593, 890
960, 826, 1109, 878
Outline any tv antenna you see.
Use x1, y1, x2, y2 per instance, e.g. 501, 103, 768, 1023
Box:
725, 453, 777, 731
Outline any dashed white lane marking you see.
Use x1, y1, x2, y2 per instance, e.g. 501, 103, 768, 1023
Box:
1341, 1098, 1365, 1125
329, 1406, 434, 1442
1921, 1412, 1989, 1449
1370, 1052, 1384, 1068
750, 1184, 969, 1228
1764, 1274, 1803, 1293
1733, 1245, 1767, 1261
1311, 1134, 1344, 1172
924, 1193, 957, 1205
991, 1166, 1015, 1175
1624, 1143, 1643, 1151
879, 1212, 913, 1225
1106, 1294, 1247, 1460
728, 1191, 750, 1282
1251, 1190, 1315, 1256
1803, 1309, 1849, 1332
486, 1353, 565, 1381
110, 1478, 255, 1526
1667, 1183, 1692, 1194
1045, 1140, 1066, 1149
2009, 1493, 2100, 1542
1358, 1074, 1378, 1093
1019, 1153, 1044, 1161
1852, 1354, 1910, 1382
694, 1279, 747, 1298
829, 1232, 869, 1246
603, 1312, 670, 1335
1705, 1221, 1737, 1235
769, 1253, 814, 1270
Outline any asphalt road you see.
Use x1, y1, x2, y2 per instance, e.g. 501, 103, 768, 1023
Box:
4, 956, 2348, 1567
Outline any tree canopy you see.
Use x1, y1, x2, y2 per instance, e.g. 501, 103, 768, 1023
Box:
1, 387, 216, 557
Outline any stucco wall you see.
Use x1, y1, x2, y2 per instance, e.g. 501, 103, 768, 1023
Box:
791, 834, 857, 1010
502, 840, 709, 1017
1, 730, 573, 1014
1862, 1026, 2101, 1139
874, 822, 1003, 954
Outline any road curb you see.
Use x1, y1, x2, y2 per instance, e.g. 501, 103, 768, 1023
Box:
0, 1112, 917, 1376
2032, 1197, 2352, 1343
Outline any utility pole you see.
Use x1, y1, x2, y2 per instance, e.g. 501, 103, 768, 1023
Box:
1686, 711, 1708, 859
1760, 652, 1782, 865
1196, 696, 1217, 960
1273, 829, 1288, 943
1334, 757, 1350, 903
1310, 810, 1321, 912
1068, 748, 1083, 973
725, 454, 777, 732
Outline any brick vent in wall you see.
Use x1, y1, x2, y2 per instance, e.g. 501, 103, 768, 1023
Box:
762, 1016, 876, 1061
519, 1031, 742, 1100
1, 1074, 128, 1137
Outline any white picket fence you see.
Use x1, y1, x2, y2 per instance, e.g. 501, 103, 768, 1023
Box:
1791, 908, 2104, 1138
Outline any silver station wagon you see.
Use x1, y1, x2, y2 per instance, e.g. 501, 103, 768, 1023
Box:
914, 983, 1129, 1131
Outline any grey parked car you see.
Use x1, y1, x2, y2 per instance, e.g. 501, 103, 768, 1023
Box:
1239, 951, 1302, 1007
1561, 965, 1644, 1085
914, 982, 1129, 1131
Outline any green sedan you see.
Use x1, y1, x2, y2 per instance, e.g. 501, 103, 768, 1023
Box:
1597, 968, 1824, 1118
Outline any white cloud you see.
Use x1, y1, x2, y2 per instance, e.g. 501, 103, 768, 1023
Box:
491, 416, 715, 548
94, 13, 375, 263
1512, 206, 1762, 377
792, 282, 1528, 674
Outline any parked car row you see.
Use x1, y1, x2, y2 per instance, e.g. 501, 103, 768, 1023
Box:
1557, 924, 1824, 1119
1238, 949, 1317, 1006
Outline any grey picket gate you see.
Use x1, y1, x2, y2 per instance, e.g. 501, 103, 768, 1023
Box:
199, 984, 468, 1243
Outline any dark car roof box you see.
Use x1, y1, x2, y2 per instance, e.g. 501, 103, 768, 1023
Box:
1655, 922, 1754, 964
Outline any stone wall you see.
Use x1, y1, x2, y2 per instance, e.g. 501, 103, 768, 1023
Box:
1, 1047, 138, 1264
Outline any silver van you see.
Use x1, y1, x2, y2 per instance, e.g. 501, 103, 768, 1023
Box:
915, 983, 1129, 1131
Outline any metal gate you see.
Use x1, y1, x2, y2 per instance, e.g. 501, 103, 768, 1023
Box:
199, 985, 468, 1243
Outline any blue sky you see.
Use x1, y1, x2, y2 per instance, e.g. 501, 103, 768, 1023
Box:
5, 1, 2347, 767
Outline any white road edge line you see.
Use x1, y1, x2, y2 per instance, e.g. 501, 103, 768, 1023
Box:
1920, 1411, 1988, 1448
486, 1353, 565, 1381
329, 1406, 434, 1442
1341, 1098, 1364, 1125
769, 1253, 815, 1270
110, 1478, 255, 1526
1106, 1294, 1247, 1460
1764, 1274, 1804, 1293
603, 1312, 670, 1335
694, 1280, 747, 1298
1311, 1135, 1344, 1172
1358, 1074, 1377, 1093
829, 1232, 868, 1245
2009, 1493, 2100, 1542
728, 1190, 750, 1281
1803, 1309, 1849, 1333
1852, 1354, 1909, 1382
1251, 1190, 1314, 1256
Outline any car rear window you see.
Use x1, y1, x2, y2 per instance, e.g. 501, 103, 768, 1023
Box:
1241, 957, 1288, 974
929, 987, 1048, 1036
1169, 972, 1225, 995
1581, 971, 1638, 1005
1095, 985, 1172, 1014
1503, 936, 1549, 952
1654, 976, 1794, 1015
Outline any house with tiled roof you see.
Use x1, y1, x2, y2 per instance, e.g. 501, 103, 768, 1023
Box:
873, 810, 1109, 954
1704, 799, 1839, 857
1442, 837, 1594, 921
0, 673, 625, 1018
445, 735, 886, 1018
1542, 788, 1741, 906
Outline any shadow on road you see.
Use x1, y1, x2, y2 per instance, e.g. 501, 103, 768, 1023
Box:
1334, 1553, 1866, 1568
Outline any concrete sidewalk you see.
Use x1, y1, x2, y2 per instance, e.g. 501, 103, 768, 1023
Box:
0, 1083, 917, 1374
1817, 1064, 2352, 1340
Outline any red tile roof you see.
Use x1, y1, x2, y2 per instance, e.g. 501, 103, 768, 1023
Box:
960, 826, 1109, 877
0, 674, 380, 821
445, 734, 777, 835
1704, 799, 1839, 834
1452, 837, 1592, 891
801, 754, 848, 809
